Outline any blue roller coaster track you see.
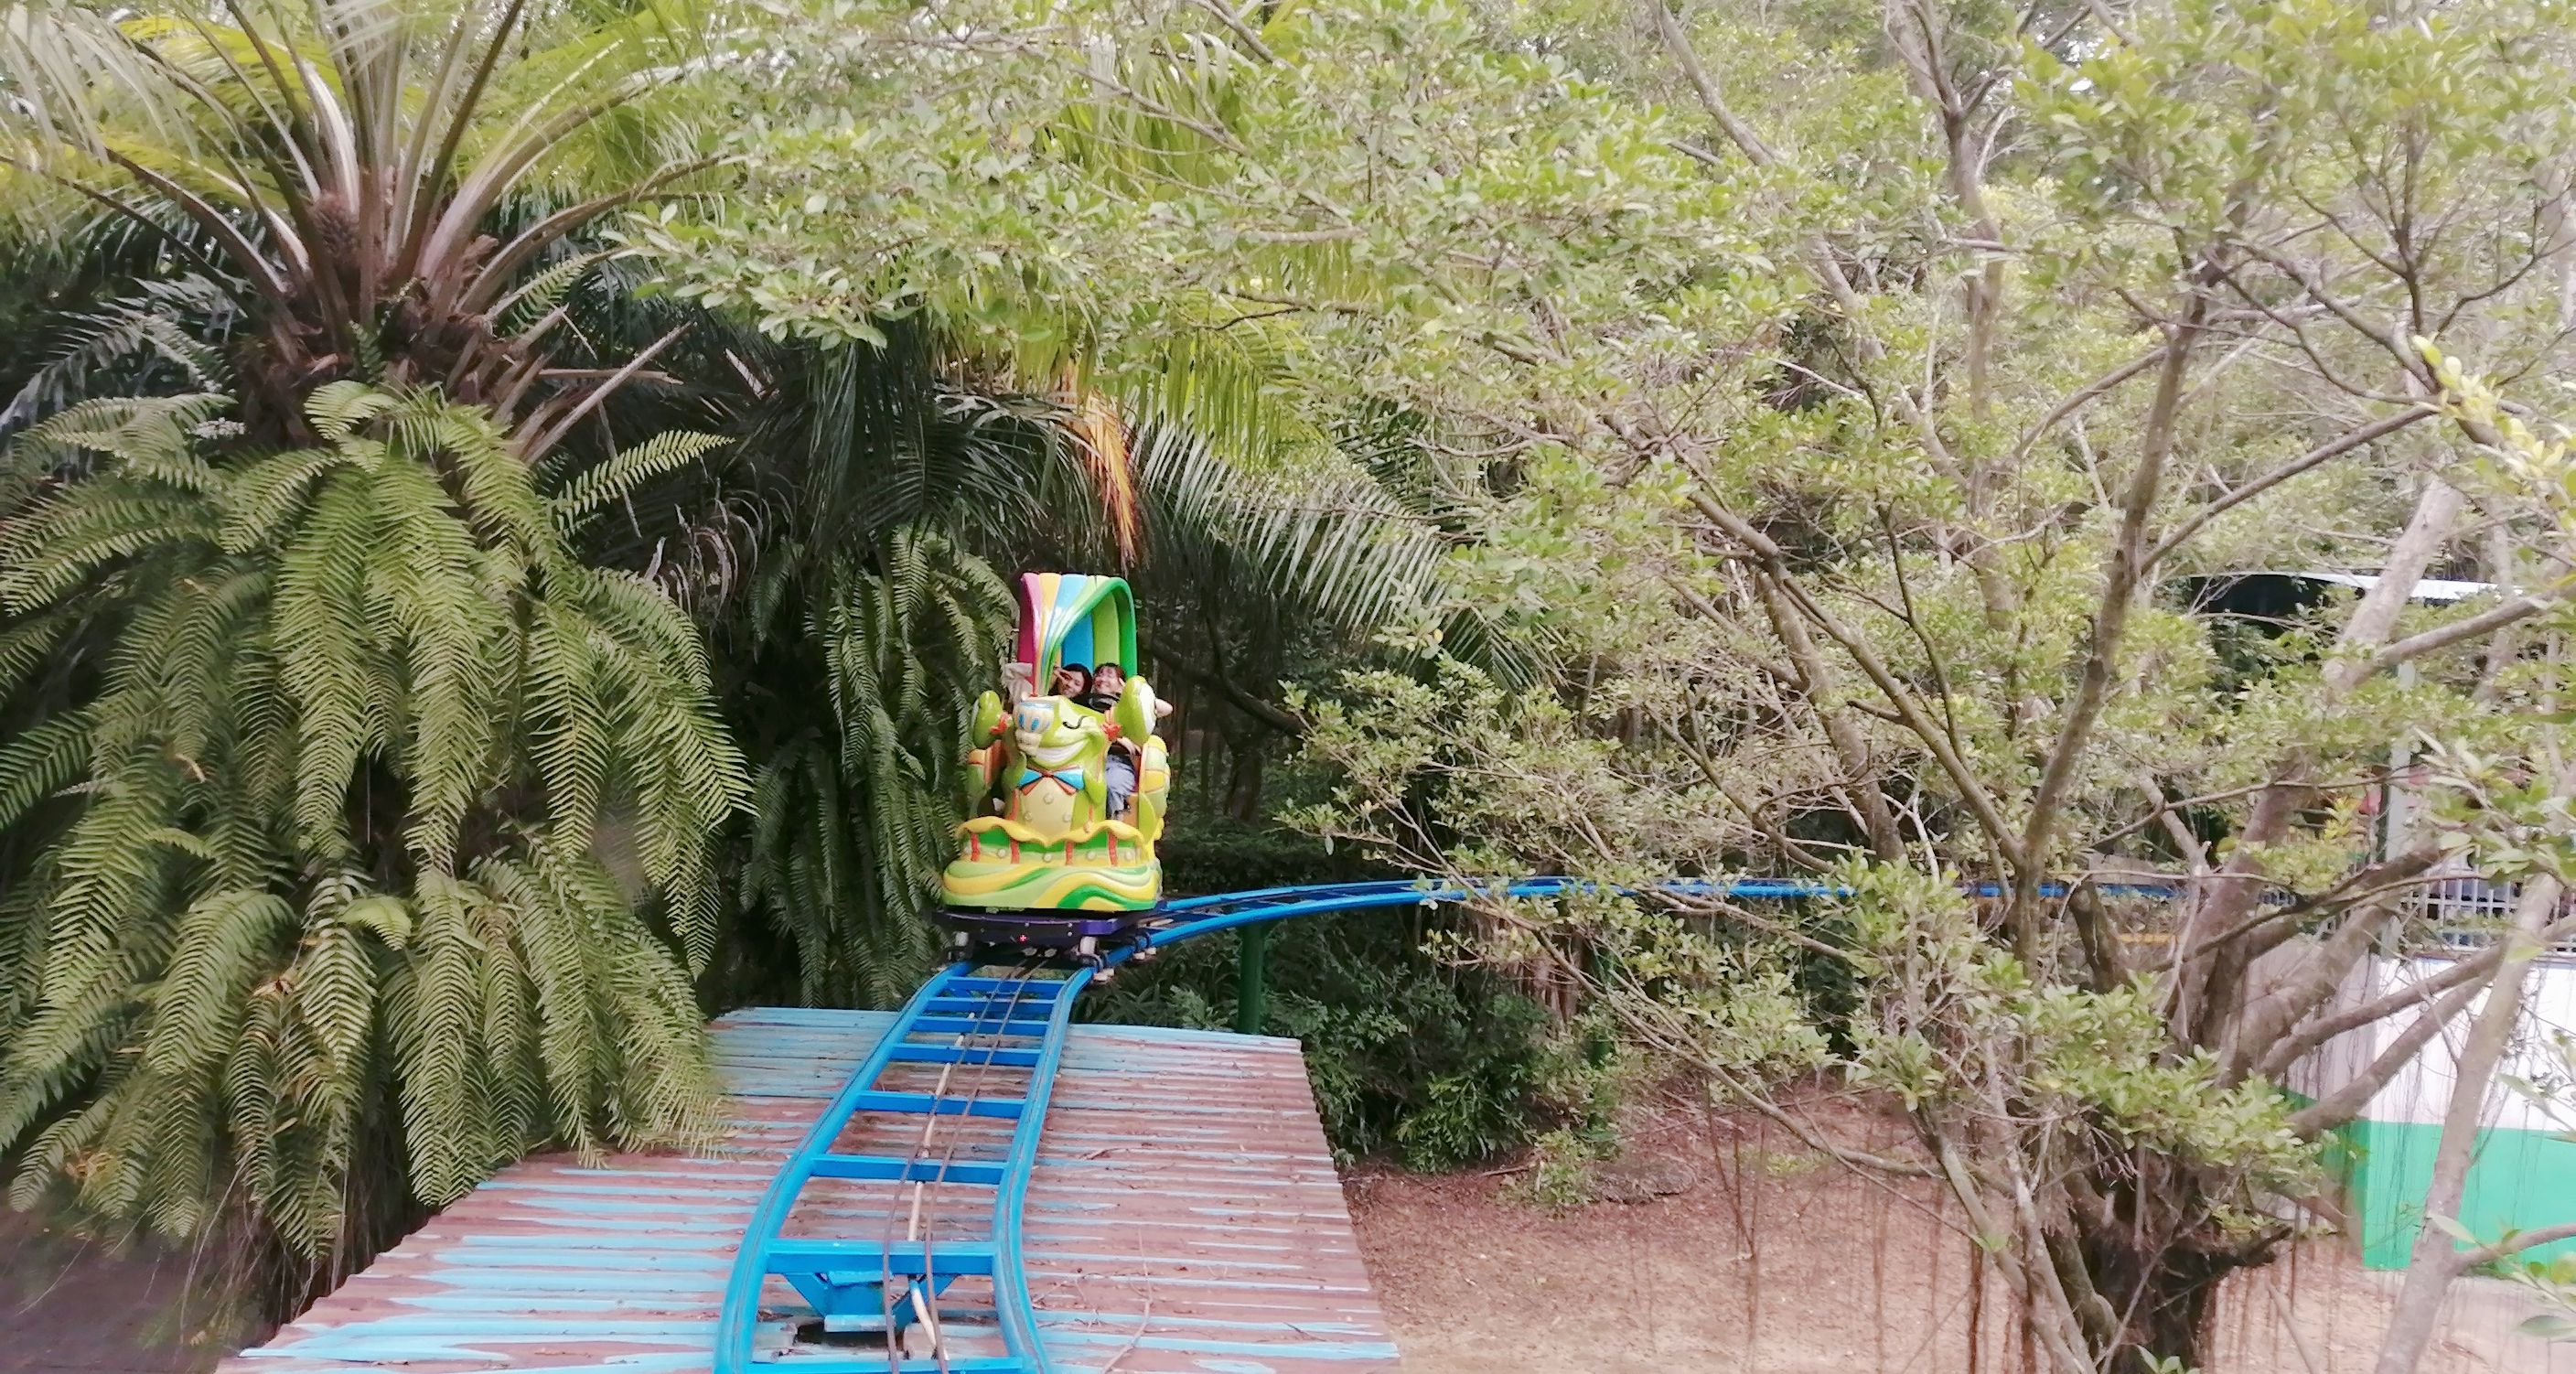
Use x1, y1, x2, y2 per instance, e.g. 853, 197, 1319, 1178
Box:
712, 874, 2198, 1374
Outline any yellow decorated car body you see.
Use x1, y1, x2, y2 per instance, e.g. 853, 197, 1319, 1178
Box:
940, 573, 1170, 912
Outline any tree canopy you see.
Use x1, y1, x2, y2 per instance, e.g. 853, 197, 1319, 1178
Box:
660, 0, 2576, 1365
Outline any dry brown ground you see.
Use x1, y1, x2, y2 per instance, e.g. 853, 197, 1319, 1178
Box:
1344, 1104, 2571, 1374
0, 1211, 248, 1374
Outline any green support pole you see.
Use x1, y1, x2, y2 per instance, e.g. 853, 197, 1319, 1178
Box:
1234, 925, 1269, 1036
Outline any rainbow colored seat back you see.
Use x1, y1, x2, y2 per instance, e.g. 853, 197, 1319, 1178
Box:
1016, 572, 1137, 686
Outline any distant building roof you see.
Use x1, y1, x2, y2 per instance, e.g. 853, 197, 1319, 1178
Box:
2281, 572, 2496, 604
2177, 571, 2497, 623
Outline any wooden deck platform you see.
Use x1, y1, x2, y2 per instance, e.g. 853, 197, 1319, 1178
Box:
222, 1007, 1399, 1374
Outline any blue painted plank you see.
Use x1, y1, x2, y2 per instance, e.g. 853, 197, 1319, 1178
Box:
767, 1240, 997, 1277
848, 1090, 1025, 1120
810, 1154, 1007, 1186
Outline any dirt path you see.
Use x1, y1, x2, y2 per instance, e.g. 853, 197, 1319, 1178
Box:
1343, 1111, 2569, 1374
1, 1212, 250, 1374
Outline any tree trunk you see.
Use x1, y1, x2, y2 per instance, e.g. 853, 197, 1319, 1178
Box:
2369, 872, 2561, 1374
2066, 1150, 2270, 1372
2194, 478, 2464, 1047
2093, 1229, 2243, 1371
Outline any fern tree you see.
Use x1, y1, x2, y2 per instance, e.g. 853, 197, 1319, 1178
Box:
729, 529, 1013, 1006
0, 383, 746, 1268
0, 0, 745, 1274
689, 333, 1039, 1007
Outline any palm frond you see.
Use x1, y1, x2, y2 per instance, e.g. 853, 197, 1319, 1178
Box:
551, 429, 728, 528
0, 275, 239, 435
1133, 422, 1451, 635
0, 0, 719, 438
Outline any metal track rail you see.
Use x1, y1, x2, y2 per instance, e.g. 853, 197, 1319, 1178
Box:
1113, 873, 2247, 968
714, 884, 1580, 1374
1137, 875, 2211, 939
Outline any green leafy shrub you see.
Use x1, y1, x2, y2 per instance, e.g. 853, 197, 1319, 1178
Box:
1154, 800, 1363, 895
1095, 890, 1568, 1167
1504, 1128, 1602, 1209
1102, 786, 1646, 1168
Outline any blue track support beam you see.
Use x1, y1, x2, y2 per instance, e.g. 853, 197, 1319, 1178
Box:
767, 1240, 998, 1276
886, 1043, 1045, 1068
847, 1090, 1025, 1119
923, 996, 1057, 1019
809, 1154, 1009, 1186
750, 1357, 1025, 1374
947, 976, 1067, 997
909, 1014, 1049, 1036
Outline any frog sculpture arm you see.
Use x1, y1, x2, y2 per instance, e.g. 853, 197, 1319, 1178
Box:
961, 690, 1009, 811
1109, 677, 1172, 844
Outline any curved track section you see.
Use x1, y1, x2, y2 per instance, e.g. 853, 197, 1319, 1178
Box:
1118, 874, 2198, 961
1130, 875, 1756, 956
721, 874, 2199, 1373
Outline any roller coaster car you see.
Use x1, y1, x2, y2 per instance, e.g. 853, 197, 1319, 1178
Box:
939, 573, 1172, 961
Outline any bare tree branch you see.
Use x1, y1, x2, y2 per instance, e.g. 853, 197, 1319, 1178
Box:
2361, 592, 2562, 679
2014, 290, 2208, 965
2008, 346, 2168, 466
2143, 405, 2438, 565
